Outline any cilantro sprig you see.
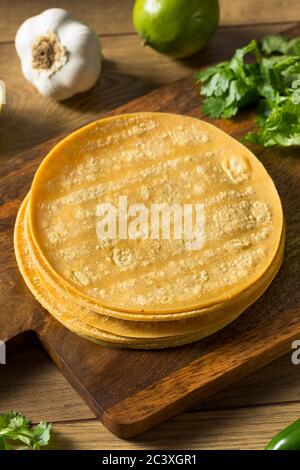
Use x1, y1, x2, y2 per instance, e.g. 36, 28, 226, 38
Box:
196, 39, 261, 119
195, 34, 300, 147
261, 35, 300, 56
0, 411, 51, 450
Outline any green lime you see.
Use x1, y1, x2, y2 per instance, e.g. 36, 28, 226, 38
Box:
133, 0, 219, 58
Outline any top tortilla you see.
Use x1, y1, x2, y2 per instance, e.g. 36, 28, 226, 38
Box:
29, 112, 283, 314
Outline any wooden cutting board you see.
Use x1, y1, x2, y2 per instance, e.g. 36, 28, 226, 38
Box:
1, 24, 300, 439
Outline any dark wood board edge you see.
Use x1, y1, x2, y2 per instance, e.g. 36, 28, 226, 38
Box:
38, 333, 105, 420
103, 326, 297, 438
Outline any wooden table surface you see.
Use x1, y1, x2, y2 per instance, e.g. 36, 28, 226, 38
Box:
1, 0, 300, 450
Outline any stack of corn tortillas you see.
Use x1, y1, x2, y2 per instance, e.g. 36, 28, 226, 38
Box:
14, 113, 285, 349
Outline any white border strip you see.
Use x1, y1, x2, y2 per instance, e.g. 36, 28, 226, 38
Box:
0, 80, 6, 106
0, 340, 6, 364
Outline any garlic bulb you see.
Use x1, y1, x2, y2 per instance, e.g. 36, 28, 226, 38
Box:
15, 8, 102, 100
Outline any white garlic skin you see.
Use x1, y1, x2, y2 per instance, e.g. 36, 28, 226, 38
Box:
15, 8, 102, 100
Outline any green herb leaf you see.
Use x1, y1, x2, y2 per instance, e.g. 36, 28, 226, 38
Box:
261, 35, 289, 55
195, 33, 300, 147
261, 35, 300, 56
0, 411, 52, 450
244, 95, 300, 147
32, 421, 52, 449
196, 39, 261, 119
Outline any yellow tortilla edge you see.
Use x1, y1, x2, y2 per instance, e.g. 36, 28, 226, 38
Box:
15, 194, 285, 348
14, 197, 249, 348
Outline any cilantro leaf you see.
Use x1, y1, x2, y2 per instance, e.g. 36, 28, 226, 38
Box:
261, 35, 289, 55
261, 35, 300, 56
0, 411, 52, 450
201, 96, 227, 118
31, 421, 52, 449
245, 95, 300, 147
195, 33, 300, 147
196, 39, 261, 118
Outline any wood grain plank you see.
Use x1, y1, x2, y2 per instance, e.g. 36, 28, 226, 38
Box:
220, 0, 300, 27
0, 23, 289, 162
2, 348, 298, 450
49, 402, 300, 449
0, 0, 298, 42
0, 348, 95, 422
1, 349, 299, 425
198, 353, 300, 411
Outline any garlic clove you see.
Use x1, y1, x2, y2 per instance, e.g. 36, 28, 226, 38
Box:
58, 21, 98, 56
33, 73, 61, 100
16, 8, 68, 54
31, 8, 70, 38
